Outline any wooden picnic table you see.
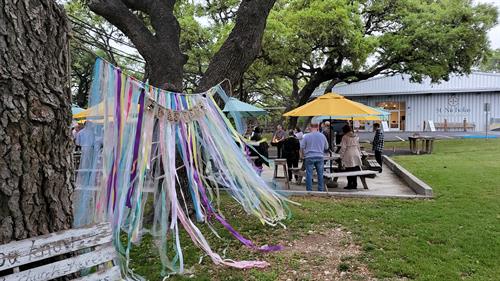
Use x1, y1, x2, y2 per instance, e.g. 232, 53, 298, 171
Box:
284, 154, 340, 185
408, 136, 435, 154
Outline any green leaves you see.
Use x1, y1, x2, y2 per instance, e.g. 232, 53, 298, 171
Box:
252, 0, 497, 112
66, 0, 497, 108
479, 48, 500, 72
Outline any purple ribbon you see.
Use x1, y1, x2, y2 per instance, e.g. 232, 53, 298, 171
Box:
126, 89, 146, 208
186, 126, 283, 252
106, 68, 122, 212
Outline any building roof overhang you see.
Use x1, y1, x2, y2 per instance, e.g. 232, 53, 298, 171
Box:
312, 72, 500, 98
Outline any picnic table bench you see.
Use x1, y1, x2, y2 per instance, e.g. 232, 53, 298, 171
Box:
324, 170, 378, 189
434, 121, 475, 131
286, 154, 341, 185
364, 159, 382, 173
0, 223, 120, 281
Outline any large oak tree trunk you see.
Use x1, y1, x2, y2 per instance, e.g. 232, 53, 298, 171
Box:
0, 0, 74, 244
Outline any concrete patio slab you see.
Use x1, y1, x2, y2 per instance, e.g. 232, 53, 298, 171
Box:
262, 161, 431, 199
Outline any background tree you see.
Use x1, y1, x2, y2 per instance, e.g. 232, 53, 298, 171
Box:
480, 48, 500, 72
66, 1, 145, 107
0, 0, 73, 243
255, 0, 498, 128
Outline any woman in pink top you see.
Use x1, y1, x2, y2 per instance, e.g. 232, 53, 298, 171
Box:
339, 125, 362, 189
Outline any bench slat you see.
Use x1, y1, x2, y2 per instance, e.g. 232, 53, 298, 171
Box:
0, 245, 116, 281
73, 265, 121, 281
324, 170, 377, 177
367, 160, 381, 167
0, 223, 112, 271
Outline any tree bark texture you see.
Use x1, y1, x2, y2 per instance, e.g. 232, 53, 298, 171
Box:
196, 0, 277, 93
0, 0, 74, 244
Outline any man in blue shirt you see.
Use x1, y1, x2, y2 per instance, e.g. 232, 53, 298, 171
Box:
301, 122, 329, 191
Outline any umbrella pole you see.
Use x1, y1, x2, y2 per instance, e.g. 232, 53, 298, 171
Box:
329, 116, 333, 172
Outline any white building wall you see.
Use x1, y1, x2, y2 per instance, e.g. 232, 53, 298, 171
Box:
350, 92, 500, 131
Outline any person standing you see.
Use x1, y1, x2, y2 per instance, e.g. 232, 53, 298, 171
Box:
339, 125, 362, 189
250, 126, 269, 175
75, 121, 95, 152
301, 122, 329, 192
282, 131, 300, 182
75, 121, 96, 188
322, 121, 331, 141
272, 124, 286, 158
372, 123, 384, 172
72, 122, 82, 139
294, 127, 304, 149
322, 121, 336, 151
294, 127, 304, 141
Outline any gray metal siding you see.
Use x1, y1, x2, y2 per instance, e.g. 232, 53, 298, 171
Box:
312, 72, 500, 97
349, 92, 500, 131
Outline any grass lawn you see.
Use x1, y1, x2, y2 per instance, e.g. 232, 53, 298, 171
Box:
131, 139, 500, 280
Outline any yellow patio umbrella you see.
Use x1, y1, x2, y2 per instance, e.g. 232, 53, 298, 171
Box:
337, 115, 382, 121
73, 102, 140, 119
284, 93, 381, 170
283, 93, 380, 117
73, 103, 106, 119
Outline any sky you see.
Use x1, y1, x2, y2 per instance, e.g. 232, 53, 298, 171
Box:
477, 0, 500, 49
78, 0, 500, 60
197, 0, 500, 49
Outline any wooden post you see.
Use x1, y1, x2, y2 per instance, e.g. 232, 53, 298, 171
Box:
444, 119, 448, 132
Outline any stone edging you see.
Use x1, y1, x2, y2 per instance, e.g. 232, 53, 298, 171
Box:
273, 190, 429, 199
382, 155, 433, 197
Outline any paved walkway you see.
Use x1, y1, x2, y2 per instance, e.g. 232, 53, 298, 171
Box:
262, 163, 423, 198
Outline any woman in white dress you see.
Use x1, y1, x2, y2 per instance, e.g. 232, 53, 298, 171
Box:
339, 125, 362, 189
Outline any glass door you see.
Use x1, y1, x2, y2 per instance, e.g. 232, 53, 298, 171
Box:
376, 101, 406, 131
389, 110, 400, 130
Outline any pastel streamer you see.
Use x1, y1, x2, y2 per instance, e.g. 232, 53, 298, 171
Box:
73, 58, 292, 279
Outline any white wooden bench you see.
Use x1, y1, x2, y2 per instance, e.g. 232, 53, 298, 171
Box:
0, 223, 121, 281
434, 122, 475, 131
324, 170, 378, 189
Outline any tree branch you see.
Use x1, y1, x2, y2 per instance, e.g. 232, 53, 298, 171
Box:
88, 0, 156, 60
196, 0, 277, 93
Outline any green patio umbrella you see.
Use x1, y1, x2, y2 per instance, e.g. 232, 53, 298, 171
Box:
72, 104, 85, 116
222, 97, 268, 118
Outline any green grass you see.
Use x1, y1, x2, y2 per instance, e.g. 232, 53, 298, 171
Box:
131, 139, 500, 280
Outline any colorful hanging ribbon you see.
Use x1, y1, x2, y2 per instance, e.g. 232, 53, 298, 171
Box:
73, 58, 293, 279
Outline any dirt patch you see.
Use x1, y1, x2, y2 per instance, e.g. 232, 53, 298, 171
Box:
274, 227, 375, 281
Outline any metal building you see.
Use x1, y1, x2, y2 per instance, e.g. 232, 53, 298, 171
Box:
312, 72, 500, 131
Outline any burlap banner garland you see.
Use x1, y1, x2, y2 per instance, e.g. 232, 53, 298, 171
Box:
147, 98, 207, 123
